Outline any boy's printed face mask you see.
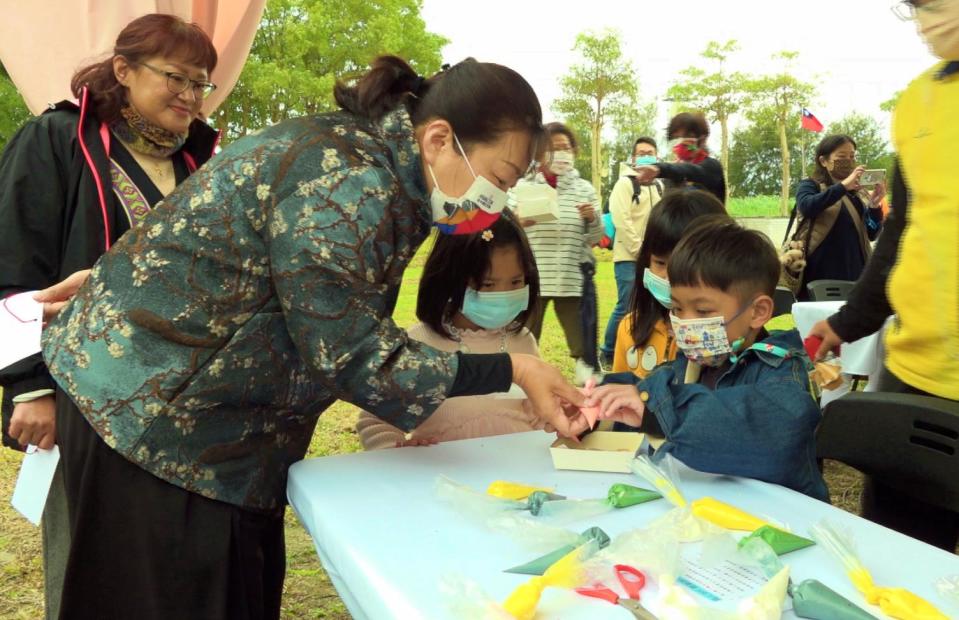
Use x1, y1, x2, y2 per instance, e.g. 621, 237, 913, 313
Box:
669, 302, 753, 367
429, 133, 508, 235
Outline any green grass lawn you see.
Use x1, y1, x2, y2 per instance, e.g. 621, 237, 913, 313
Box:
727, 195, 783, 218
0, 241, 862, 620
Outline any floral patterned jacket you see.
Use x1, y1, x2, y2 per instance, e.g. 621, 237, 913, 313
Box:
43, 108, 457, 513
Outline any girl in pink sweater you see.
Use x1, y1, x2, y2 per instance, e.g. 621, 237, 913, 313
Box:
356, 213, 545, 449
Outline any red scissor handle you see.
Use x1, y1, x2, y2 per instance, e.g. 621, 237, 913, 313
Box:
575, 585, 620, 605
614, 564, 646, 600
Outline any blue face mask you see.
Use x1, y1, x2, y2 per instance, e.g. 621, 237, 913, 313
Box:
461, 285, 530, 330
634, 155, 658, 166
643, 268, 671, 308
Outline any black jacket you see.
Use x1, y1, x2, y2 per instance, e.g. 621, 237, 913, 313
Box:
0, 88, 217, 448
827, 160, 906, 342
656, 156, 727, 204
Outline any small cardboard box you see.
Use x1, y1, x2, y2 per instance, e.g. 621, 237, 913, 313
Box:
512, 183, 559, 223
549, 431, 650, 473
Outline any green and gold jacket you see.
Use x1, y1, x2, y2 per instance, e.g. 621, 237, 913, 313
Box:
43, 108, 456, 512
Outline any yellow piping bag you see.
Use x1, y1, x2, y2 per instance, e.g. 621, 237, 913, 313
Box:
487, 480, 554, 501
689, 496, 772, 532
501, 540, 596, 620
810, 520, 949, 620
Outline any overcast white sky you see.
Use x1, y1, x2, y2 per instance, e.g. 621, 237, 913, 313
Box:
420, 0, 936, 145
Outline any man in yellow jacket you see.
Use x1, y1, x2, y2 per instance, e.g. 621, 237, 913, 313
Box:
811, 0, 959, 550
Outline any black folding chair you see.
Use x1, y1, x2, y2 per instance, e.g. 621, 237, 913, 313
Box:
817, 392, 959, 514
806, 279, 855, 302
772, 287, 796, 318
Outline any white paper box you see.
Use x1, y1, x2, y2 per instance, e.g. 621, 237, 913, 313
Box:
512, 183, 559, 223
550, 431, 649, 473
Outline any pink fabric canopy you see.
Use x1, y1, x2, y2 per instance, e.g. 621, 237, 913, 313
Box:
0, 0, 265, 115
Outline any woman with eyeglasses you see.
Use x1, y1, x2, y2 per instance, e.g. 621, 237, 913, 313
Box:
811, 0, 959, 551
0, 13, 217, 619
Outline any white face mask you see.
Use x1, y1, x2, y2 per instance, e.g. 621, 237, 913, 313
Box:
429, 133, 508, 235
916, 0, 959, 59
548, 150, 575, 175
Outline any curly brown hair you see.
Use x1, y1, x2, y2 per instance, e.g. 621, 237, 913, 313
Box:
70, 14, 217, 123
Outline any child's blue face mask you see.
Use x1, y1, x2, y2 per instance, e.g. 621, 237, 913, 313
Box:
643, 268, 671, 308
634, 155, 658, 166
462, 285, 529, 330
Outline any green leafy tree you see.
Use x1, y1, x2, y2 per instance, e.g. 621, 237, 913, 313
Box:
605, 99, 658, 173
880, 90, 903, 114
213, 0, 447, 143
0, 62, 32, 151
748, 52, 818, 215
728, 104, 803, 197
553, 29, 639, 195
666, 40, 751, 195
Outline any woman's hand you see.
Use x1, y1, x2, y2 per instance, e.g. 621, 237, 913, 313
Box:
808, 319, 845, 362
868, 182, 887, 208
521, 219, 537, 228
633, 165, 660, 185
9, 396, 56, 449
576, 204, 595, 223
510, 354, 587, 437
841, 166, 866, 191
585, 384, 645, 427
33, 269, 90, 322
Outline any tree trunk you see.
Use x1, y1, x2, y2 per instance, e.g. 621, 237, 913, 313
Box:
719, 114, 730, 197
591, 117, 602, 196
778, 114, 791, 216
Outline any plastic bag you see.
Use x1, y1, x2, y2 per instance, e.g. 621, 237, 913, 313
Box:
810, 520, 949, 620
501, 540, 597, 620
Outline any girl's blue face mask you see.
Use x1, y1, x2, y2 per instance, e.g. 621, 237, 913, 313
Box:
643, 268, 671, 308
461, 285, 530, 330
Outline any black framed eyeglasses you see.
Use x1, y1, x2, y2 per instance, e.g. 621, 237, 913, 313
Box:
138, 62, 217, 99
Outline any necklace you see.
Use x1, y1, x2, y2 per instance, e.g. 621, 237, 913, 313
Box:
444, 321, 509, 353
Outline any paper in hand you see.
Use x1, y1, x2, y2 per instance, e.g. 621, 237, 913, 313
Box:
0, 292, 42, 371
11, 445, 60, 526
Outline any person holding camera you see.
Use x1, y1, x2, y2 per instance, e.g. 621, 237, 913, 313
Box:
789, 134, 885, 299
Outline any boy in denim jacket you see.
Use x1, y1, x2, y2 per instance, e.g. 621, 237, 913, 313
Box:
588, 216, 829, 501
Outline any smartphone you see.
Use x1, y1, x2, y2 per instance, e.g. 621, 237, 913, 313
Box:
860, 169, 886, 187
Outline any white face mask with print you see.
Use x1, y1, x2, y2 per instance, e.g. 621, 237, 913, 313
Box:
548, 150, 575, 175
428, 133, 507, 235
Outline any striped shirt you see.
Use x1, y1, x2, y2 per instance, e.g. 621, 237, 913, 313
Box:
512, 170, 602, 297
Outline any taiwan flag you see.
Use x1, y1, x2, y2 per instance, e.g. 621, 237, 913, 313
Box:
801, 108, 824, 132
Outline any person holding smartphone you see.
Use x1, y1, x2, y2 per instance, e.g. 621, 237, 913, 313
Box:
789, 134, 885, 299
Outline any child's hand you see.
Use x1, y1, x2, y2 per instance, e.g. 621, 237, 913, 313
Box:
395, 436, 439, 448
585, 384, 646, 427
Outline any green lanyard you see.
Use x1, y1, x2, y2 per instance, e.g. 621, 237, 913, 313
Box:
730, 342, 792, 365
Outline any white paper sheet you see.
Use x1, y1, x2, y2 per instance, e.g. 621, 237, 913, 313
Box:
11, 445, 60, 526
0, 291, 42, 371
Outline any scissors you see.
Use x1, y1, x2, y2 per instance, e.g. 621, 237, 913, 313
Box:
575, 564, 658, 619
